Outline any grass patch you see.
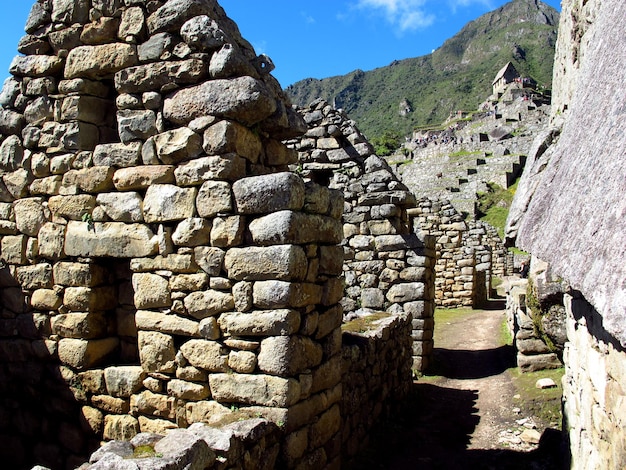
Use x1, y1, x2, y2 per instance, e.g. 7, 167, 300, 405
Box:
434, 307, 475, 328
509, 367, 564, 427
342, 312, 391, 334
500, 315, 513, 346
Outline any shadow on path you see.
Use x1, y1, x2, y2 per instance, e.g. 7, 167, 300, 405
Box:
430, 344, 516, 379
345, 381, 566, 470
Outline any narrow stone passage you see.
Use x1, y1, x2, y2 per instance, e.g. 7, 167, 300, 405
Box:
347, 301, 565, 469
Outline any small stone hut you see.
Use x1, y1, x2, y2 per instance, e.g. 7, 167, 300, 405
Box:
0, 1, 345, 468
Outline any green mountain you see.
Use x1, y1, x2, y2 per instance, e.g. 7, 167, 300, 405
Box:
286, 0, 559, 140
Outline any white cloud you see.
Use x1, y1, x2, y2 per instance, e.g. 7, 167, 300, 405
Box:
356, 0, 435, 32
448, 0, 494, 14
301, 11, 316, 25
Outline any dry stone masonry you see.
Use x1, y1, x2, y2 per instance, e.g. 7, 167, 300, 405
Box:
506, 0, 626, 467
0, 1, 348, 468
287, 100, 436, 372
409, 197, 511, 309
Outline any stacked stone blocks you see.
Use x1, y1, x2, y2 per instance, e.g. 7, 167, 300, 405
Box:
0, 1, 344, 468
287, 100, 436, 372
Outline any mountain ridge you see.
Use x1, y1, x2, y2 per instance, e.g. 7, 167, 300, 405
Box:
286, 0, 559, 140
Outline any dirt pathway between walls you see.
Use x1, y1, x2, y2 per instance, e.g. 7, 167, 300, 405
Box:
348, 302, 566, 470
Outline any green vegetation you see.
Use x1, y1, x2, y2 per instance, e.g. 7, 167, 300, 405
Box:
509, 367, 565, 427
477, 181, 516, 238
526, 279, 557, 352
371, 130, 402, 156
286, 0, 559, 141
342, 312, 391, 334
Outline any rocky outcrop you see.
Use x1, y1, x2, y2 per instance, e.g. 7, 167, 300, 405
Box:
507, 0, 626, 467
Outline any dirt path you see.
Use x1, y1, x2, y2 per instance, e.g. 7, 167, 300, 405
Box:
348, 302, 565, 469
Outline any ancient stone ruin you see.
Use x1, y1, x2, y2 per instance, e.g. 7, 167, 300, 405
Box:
0, 0, 350, 468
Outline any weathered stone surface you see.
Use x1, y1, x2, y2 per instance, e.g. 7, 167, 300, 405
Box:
153, 428, 215, 470
103, 415, 140, 442
258, 336, 323, 376
53, 261, 108, 287
93, 143, 142, 168
113, 166, 175, 191
0, 135, 25, 172
203, 120, 262, 162
219, 310, 301, 337
63, 286, 116, 311
48, 195, 97, 220
14, 198, 48, 236
118, 110, 158, 143
65, 43, 138, 79
133, 273, 172, 309
151, 128, 203, 165
194, 247, 225, 276
9, 55, 64, 78
249, 211, 342, 246
143, 185, 197, 223
196, 181, 232, 217
31, 288, 62, 310
115, 59, 207, 94
131, 390, 177, 420
185, 400, 232, 426
184, 290, 234, 319
163, 76, 276, 126
167, 379, 210, 400
61, 96, 112, 126
210, 216, 244, 248
174, 154, 246, 185
232, 172, 305, 214
224, 245, 307, 281
130, 254, 198, 273
253, 281, 323, 309
135, 310, 199, 337
58, 337, 119, 370
51, 313, 107, 339
209, 43, 257, 79
138, 331, 176, 373
180, 339, 227, 372
210, 374, 301, 407
105, 366, 146, 398
228, 350, 257, 373
96, 192, 144, 223
172, 218, 212, 247
65, 221, 158, 258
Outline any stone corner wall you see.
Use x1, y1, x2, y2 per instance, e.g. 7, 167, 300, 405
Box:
340, 312, 413, 461
287, 100, 437, 372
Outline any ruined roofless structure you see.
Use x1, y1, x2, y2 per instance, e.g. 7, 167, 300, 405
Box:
0, 0, 350, 467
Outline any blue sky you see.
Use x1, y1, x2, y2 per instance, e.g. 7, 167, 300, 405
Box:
0, 0, 560, 88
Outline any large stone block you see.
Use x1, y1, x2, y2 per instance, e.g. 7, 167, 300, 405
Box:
203, 120, 262, 163
133, 273, 172, 309
135, 310, 199, 337
58, 337, 119, 370
258, 336, 323, 377
232, 172, 304, 215
219, 310, 301, 337
105, 366, 146, 398
225, 245, 307, 281
174, 154, 246, 185
131, 390, 177, 420
93, 142, 142, 168
115, 59, 207, 94
253, 281, 323, 309
138, 331, 176, 373
163, 76, 276, 126
113, 166, 175, 191
51, 313, 107, 339
65, 221, 158, 258
96, 192, 144, 223
249, 211, 343, 245
184, 290, 234, 319
103, 415, 140, 442
196, 181, 232, 217
65, 43, 138, 79
143, 185, 197, 222
151, 128, 203, 165
180, 339, 228, 372
9, 55, 64, 78
210, 373, 301, 407
53, 262, 107, 287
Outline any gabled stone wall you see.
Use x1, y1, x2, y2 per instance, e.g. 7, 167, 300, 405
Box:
287, 100, 436, 372
0, 1, 344, 469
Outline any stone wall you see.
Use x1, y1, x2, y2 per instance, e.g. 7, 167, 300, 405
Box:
410, 198, 511, 309
287, 100, 436, 372
562, 292, 626, 470
0, 1, 345, 469
506, 0, 626, 466
341, 312, 413, 461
